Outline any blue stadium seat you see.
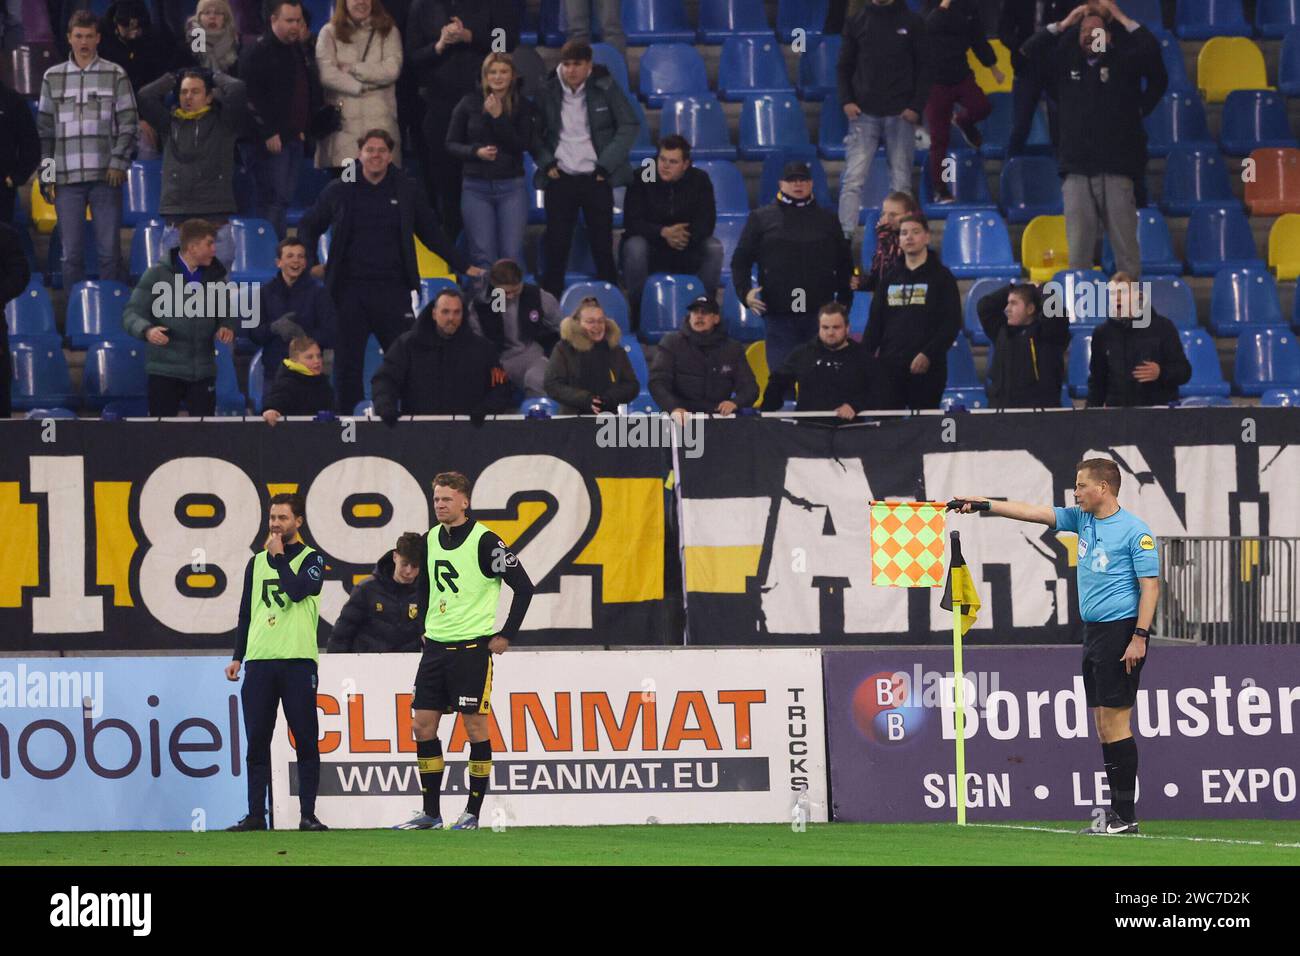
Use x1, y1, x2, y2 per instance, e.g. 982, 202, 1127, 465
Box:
722, 283, 763, 342
759, 150, 832, 207
698, 0, 771, 41
1219, 90, 1298, 156
560, 281, 631, 334
998, 155, 1063, 223
82, 339, 147, 410
228, 218, 278, 283
1185, 205, 1262, 276
849, 290, 872, 338
9, 337, 74, 410
717, 37, 793, 101
659, 94, 736, 159
1282, 28, 1300, 96
694, 160, 749, 219
1159, 34, 1194, 91
1177, 395, 1233, 406
592, 42, 631, 93
1145, 276, 1198, 327
419, 277, 460, 309
1144, 92, 1213, 157
640, 274, 705, 343
362, 335, 383, 401
1257, 0, 1300, 37
523, 153, 547, 223
627, 95, 657, 163
1124, 0, 1169, 34
853, 155, 896, 223
213, 339, 245, 415
941, 213, 1021, 278
976, 92, 1050, 159
777, 0, 828, 41
535, 0, 563, 46
1160, 146, 1236, 215
4, 277, 56, 338
818, 102, 848, 160
637, 43, 709, 107
248, 349, 265, 412
714, 217, 748, 280
919, 147, 995, 219
302, 0, 332, 33
1175, 0, 1251, 38
129, 218, 167, 279
1234, 326, 1300, 394
288, 161, 333, 228
946, 337, 980, 388
65, 280, 132, 348
623, 339, 650, 387
536, 218, 599, 285
1261, 386, 1300, 405
520, 395, 559, 417
24, 406, 76, 419
1067, 332, 1092, 398
1051, 269, 1112, 330
858, 207, 881, 268
941, 387, 989, 410
1209, 266, 1285, 335
352, 399, 374, 417
622, 0, 695, 44
1179, 328, 1232, 396
963, 277, 1006, 346
122, 159, 161, 227
738, 93, 810, 159
1101, 209, 1183, 275
798, 34, 840, 101
627, 391, 661, 413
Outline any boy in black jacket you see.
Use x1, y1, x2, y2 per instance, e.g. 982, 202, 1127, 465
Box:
1087, 273, 1191, 407
262, 336, 335, 423
326, 532, 424, 653
977, 281, 1069, 408
761, 303, 877, 418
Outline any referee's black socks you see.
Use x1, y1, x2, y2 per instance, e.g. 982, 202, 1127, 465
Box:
465, 739, 492, 818
417, 738, 444, 819
1102, 737, 1139, 822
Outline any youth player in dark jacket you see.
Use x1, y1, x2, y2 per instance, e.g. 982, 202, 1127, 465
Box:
327, 533, 424, 653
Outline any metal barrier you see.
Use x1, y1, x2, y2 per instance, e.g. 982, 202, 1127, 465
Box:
1157, 537, 1300, 644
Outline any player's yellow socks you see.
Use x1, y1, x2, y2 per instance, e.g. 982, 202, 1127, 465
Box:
465, 739, 492, 817
417, 738, 444, 818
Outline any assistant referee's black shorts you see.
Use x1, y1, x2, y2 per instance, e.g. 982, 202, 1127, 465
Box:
412, 637, 493, 714
1082, 616, 1145, 708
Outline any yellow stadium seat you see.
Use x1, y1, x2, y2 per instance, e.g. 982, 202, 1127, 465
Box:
414, 237, 452, 278
745, 340, 768, 405
30, 179, 56, 234
1021, 215, 1070, 284
1197, 37, 1269, 104
1268, 213, 1300, 281
968, 39, 1013, 94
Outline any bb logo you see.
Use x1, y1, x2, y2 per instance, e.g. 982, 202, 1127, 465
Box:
851, 670, 927, 746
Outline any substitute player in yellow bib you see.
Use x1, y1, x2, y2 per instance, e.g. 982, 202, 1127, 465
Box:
393, 471, 534, 830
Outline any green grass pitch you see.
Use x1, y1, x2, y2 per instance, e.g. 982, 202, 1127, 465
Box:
3, 820, 1299, 866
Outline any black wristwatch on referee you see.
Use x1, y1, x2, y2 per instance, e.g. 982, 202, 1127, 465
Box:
1133, 627, 1150, 641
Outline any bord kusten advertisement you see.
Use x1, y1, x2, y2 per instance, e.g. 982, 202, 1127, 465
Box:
824, 646, 1300, 822
271, 649, 828, 827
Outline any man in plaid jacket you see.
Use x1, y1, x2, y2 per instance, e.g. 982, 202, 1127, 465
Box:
36, 9, 138, 284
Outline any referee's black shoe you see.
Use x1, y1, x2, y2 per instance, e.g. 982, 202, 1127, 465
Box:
1080, 809, 1140, 835
299, 814, 329, 831
226, 815, 268, 831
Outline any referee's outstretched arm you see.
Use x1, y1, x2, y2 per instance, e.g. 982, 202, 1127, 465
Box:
950, 496, 1056, 526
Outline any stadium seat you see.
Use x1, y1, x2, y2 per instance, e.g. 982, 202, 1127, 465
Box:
288, 161, 333, 228
722, 283, 763, 342
122, 159, 161, 227
659, 94, 736, 159
967, 39, 1012, 94
65, 280, 132, 348
362, 335, 383, 401
637, 43, 709, 107
4, 278, 56, 338
776, 0, 828, 41
717, 37, 793, 101
798, 34, 840, 101
759, 150, 832, 208
1268, 213, 1300, 280
1234, 326, 1300, 395
919, 148, 994, 219
213, 339, 245, 415
1160, 146, 1235, 215
1246, 149, 1300, 216
999, 155, 1063, 223
1159, 34, 1194, 92
1176, 0, 1251, 38
1144, 91, 1213, 157
1196, 37, 1268, 103
1209, 266, 1285, 335
1282, 28, 1300, 95
694, 160, 750, 219
698, 0, 771, 41
353, 399, 375, 417
523, 153, 547, 224
129, 218, 167, 279
1177, 395, 1234, 406
627, 96, 657, 163
738, 93, 811, 159
1067, 332, 1092, 398
82, 339, 147, 411
1261, 387, 1300, 405
248, 349, 266, 412
591, 42, 631, 93
942, 212, 1020, 278
228, 218, 278, 283
857, 208, 881, 270
963, 277, 1006, 346
946, 337, 980, 388
852, 155, 897, 224
419, 277, 459, 309
9, 337, 74, 410
24, 407, 76, 419
533, 0, 562, 45
1021, 215, 1069, 283
622, 0, 695, 44
817, 102, 848, 160
1124, 0, 1169, 33
745, 339, 769, 400
1185, 205, 1262, 276
560, 281, 631, 334
976, 92, 1050, 159
714, 218, 748, 281
1179, 329, 1232, 396
640, 274, 705, 343
1145, 276, 1198, 328
626, 391, 661, 414
849, 290, 872, 338
28, 179, 57, 234
1051, 269, 1111, 330
302, 0, 331, 32
520, 395, 559, 417
1101, 209, 1182, 276
1255, 0, 1300, 36
623, 339, 650, 389
1219, 90, 1297, 156
941, 387, 989, 410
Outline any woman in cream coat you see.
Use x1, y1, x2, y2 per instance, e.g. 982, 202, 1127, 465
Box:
315, 0, 403, 172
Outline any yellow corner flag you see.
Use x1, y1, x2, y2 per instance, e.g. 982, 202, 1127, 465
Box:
939, 530, 982, 634
938, 529, 980, 825
869, 501, 948, 588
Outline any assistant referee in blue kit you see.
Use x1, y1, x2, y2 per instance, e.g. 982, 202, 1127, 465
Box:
952, 457, 1159, 834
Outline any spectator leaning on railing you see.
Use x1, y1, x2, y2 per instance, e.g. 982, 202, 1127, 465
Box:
468, 258, 561, 398
1087, 272, 1191, 408
761, 302, 877, 420
649, 296, 758, 423
325, 531, 425, 653
977, 280, 1069, 409
249, 237, 337, 407
262, 334, 335, 424
543, 296, 639, 415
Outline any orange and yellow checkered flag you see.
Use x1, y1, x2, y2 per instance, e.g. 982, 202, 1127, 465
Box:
869, 501, 948, 588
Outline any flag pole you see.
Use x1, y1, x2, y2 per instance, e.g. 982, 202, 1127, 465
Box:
951, 531, 967, 827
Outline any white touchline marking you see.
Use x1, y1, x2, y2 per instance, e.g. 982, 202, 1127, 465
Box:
969, 822, 1300, 850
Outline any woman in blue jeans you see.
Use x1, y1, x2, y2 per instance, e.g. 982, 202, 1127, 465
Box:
446, 52, 536, 272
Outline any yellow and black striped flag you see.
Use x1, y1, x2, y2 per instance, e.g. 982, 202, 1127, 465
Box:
939, 531, 981, 636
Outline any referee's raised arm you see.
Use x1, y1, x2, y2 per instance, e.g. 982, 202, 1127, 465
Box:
949, 496, 1057, 526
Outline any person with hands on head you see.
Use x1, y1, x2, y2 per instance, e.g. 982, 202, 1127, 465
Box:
225, 492, 329, 832
649, 295, 758, 426
543, 296, 639, 414
760, 302, 878, 420
948, 456, 1159, 834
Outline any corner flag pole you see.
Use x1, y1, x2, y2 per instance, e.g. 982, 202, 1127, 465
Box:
951, 542, 967, 827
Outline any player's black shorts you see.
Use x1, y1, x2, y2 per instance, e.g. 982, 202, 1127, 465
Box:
412, 637, 493, 714
1082, 616, 1145, 708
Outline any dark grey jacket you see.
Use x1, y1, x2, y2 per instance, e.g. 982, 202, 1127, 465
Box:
532, 64, 639, 188
649, 321, 758, 413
